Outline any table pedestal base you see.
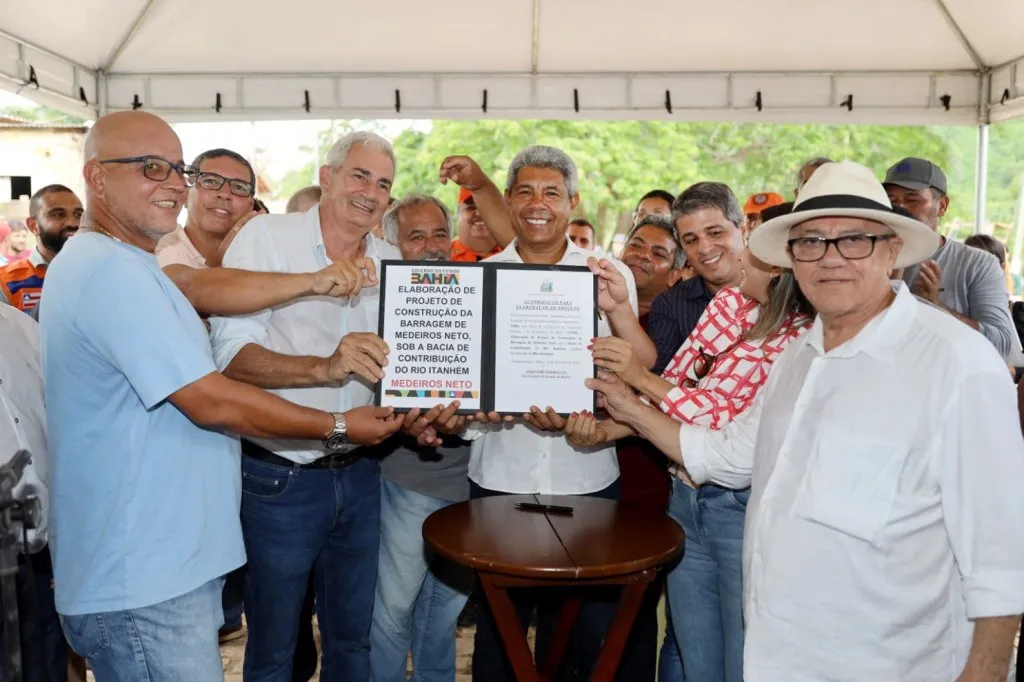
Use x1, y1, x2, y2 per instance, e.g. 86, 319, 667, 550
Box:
478, 567, 657, 682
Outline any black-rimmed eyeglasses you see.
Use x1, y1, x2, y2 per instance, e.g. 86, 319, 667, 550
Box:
787, 234, 895, 263
99, 156, 198, 187
196, 172, 255, 198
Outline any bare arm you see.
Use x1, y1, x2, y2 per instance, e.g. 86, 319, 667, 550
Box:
223, 329, 388, 390
170, 371, 404, 445
470, 178, 515, 248
619, 400, 685, 465
164, 264, 316, 316
631, 367, 678, 404
607, 307, 658, 369
222, 343, 332, 389
955, 616, 1019, 682
591, 337, 675, 402
164, 258, 378, 317
170, 370, 334, 439
438, 155, 515, 248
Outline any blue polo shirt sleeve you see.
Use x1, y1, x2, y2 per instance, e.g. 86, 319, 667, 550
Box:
73, 255, 217, 409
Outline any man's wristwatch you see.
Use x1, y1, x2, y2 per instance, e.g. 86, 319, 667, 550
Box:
324, 412, 348, 450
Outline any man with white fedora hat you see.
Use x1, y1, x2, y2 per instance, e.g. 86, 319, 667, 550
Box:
598, 161, 1024, 681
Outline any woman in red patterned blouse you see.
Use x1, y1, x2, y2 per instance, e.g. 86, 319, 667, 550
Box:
571, 240, 813, 682
579, 246, 813, 442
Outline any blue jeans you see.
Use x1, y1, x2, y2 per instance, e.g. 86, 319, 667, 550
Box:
240, 453, 381, 682
0, 548, 67, 682
666, 479, 748, 682
370, 480, 471, 682
59, 577, 224, 682
657, 604, 683, 682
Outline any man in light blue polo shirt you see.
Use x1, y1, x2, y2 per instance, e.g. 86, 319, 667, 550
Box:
41, 110, 404, 681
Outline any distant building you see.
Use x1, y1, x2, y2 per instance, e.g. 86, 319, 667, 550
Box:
0, 116, 88, 220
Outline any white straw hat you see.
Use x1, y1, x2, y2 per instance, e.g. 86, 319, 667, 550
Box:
748, 161, 940, 269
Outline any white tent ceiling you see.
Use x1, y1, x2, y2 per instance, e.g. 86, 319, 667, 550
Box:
0, 0, 1022, 125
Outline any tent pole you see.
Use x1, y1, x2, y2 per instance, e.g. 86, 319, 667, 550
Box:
97, 70, 108, 117
974, 124, 990, 234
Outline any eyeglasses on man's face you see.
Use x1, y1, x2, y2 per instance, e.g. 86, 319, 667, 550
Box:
787, 234, 895, 263
195, 172, 254, 198
99, 156, 198, 187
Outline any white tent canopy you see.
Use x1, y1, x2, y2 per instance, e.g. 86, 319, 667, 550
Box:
1, 0, 1023, 125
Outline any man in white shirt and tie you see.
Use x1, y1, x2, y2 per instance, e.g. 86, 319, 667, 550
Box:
594, 161, 1024, 682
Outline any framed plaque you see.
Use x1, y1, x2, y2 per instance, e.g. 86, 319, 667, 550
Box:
375, 261, 597, 416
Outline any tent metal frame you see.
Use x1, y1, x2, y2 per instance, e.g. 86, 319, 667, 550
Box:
0, 0, 1021, 230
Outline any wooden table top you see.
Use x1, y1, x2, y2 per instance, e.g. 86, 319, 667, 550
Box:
422, 494, 684, 580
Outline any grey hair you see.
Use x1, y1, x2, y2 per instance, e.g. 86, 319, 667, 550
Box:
381, 194, 452, 246
796, 156, 833, 188
745, 271, 814, 341
323, 131, 396, 173
626, 214, 686, 269
671, 182, 744, 230
506, 145, 578, 196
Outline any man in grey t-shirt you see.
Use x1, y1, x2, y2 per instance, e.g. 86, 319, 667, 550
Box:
885, 157, 1017, 358
369, 194, 472, 682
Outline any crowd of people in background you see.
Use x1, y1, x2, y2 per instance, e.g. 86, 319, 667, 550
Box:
2, 109, 1024, 682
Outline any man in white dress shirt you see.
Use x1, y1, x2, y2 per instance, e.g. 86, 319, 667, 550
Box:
210, 131, 429, 681
596, 161, 1024, 682
460, 145, 648, 681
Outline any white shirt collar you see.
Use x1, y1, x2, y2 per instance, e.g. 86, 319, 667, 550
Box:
309, 207, 389, 263
489, 236, 585, 264
802, 282, 915, 364
30, 248, 48, 267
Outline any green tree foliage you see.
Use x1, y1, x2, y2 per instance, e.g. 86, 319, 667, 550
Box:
385, 120, 981, 247
0, 104, 87, 126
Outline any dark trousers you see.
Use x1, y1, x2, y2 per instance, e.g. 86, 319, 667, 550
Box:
292, 577, 318, 682
469, 480, 622, 682
0, 548, 67, 682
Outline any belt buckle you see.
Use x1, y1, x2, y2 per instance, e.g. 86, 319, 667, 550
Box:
321, 452, 357, 470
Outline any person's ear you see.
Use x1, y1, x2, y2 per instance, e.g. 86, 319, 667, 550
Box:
888, 236, 904, 270
318, 165, 333, 190
84, 159, 106, 198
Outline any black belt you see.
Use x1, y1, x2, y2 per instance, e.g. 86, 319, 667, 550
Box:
241, 439, 363, 471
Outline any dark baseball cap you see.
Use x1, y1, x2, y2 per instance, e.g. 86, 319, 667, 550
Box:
883, 157, 947, 194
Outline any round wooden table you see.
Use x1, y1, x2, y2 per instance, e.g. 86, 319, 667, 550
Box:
423, 494, 684, 682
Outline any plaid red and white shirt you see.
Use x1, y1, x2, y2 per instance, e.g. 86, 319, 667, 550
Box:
658, 287, 811, 430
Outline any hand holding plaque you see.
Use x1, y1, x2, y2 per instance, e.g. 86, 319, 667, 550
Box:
375, 261, 597, 417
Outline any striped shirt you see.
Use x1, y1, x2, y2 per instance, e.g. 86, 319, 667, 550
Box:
647, 276, 715, 374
